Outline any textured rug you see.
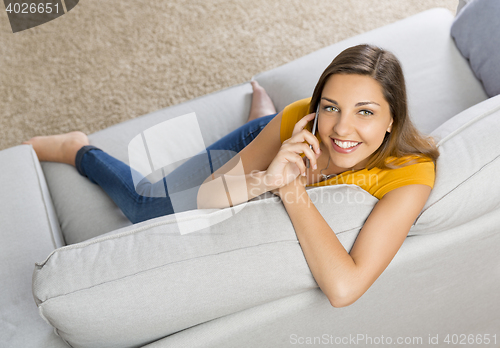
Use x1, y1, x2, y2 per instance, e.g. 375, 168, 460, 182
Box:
0, 0, 457, 151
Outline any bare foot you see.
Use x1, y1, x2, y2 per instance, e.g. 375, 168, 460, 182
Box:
22, 131, 90, 166
247, 80, 277, 123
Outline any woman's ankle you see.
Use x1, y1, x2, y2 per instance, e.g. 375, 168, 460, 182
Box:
248, 80, 276, 122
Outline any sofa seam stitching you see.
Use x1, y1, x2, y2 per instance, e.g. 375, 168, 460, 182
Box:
36, 239, 304, 304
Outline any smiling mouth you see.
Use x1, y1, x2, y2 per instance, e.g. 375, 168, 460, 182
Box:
332, 138, 362, 149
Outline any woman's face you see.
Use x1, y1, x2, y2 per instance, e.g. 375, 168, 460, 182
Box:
317, 73, 393, 171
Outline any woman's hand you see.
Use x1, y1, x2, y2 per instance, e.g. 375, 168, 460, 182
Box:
265, 112, 322, 191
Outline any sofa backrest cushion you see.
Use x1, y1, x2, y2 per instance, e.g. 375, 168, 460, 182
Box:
451, 0, 500, 97
411, 94, 500, 234
32, 185, 377, 348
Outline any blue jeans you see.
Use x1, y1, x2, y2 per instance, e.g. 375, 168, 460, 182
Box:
75, 114, 277, 224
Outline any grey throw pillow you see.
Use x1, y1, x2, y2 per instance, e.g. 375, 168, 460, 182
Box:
456, 0, 474, 14
451, 0, 500, 97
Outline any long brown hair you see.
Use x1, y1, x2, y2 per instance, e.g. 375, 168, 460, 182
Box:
310, 44, 439, 169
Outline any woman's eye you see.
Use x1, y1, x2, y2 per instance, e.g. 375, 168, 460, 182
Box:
324, 105, 339, 113
359, 110, 373, 116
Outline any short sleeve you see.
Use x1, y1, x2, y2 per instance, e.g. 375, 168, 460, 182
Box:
280, 98, 312, 144
373, 160, 436, 199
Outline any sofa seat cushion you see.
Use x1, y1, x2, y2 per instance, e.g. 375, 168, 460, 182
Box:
41, 82, 254, 244
0, 145, 68, 348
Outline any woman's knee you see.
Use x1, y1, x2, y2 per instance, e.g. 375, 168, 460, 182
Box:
123, 197, 173, 224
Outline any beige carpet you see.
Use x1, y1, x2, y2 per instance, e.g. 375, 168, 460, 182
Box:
0, 0, 457, 151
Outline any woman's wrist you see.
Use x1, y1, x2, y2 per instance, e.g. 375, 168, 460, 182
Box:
250, 170, 275, 194
276, 176, 307, 200
259, 170, 281, 192
198, 170, 270, 209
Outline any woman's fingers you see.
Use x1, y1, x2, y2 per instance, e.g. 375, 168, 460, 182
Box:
300, 143, 320, 171
285, 129, 321, 156
267, 112, 321, 186
283, 142, 319, 172
292, 113, 316, 137
288, 152, 307, 177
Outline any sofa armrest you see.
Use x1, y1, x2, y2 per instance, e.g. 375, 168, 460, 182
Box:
0, 145, 67, 347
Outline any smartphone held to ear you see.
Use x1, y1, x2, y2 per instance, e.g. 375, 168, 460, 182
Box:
306, 104, 320, 169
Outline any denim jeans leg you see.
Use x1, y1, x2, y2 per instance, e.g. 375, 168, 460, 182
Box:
161, 113, 277, 214
165, 113, 277, 191
76, 113, 277, 224
78, 148, 177, 223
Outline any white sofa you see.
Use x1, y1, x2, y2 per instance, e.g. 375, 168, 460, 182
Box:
2, 6, 500, 348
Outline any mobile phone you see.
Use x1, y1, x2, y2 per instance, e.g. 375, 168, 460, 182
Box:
306, 103, 320, 169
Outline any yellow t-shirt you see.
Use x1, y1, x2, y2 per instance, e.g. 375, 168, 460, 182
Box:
280, 98, 435, 199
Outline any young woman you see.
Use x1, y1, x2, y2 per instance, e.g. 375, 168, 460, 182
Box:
24, 44, 438, 307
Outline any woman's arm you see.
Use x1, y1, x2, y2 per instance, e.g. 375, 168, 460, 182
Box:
279, 179, 432, 307
197, 111, 284, 209
197, 171, 271, 209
